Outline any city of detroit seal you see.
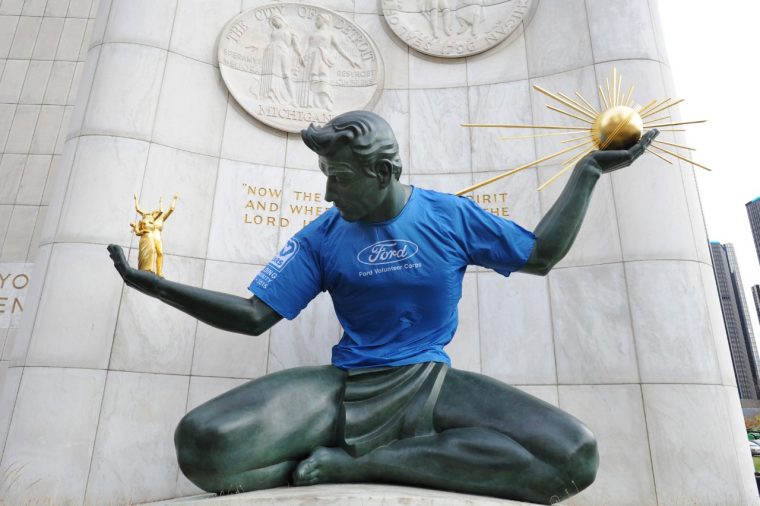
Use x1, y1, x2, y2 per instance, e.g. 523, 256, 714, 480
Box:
218, 3, 384, 133
382, 0, 535, 58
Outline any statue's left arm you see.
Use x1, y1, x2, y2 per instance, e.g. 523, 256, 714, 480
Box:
520, 130, 658, 276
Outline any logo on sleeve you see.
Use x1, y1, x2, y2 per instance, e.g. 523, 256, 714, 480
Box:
270, 238, 300, 272
357, 240, 419, 265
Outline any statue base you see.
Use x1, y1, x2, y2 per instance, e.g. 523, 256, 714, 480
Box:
142, 484, 552, 505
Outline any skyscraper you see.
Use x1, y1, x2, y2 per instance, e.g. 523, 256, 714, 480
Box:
746, 198, 760, 264
710, 242, 760, 399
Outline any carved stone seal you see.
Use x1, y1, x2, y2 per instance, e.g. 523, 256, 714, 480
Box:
382, 0, 535, 58
218, 3, 384, 133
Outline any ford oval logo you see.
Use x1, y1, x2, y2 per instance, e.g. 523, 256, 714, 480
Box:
357, 240, 419, 265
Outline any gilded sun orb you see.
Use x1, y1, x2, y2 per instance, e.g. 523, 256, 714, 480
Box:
591, 105, 643, 151
458, 67, 708, 195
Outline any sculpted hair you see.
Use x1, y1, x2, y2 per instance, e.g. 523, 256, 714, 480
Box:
301, 110, 403, 179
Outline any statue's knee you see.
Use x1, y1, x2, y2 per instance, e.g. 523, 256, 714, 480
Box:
564, 427, 599, 491
174, 411, 231, 473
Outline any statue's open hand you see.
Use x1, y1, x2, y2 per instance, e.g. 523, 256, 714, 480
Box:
585, 129, 659, 174
107, 244, 159, 296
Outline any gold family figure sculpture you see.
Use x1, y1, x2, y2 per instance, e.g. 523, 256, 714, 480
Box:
458, 67, 708, 196
129, 193, 179, 277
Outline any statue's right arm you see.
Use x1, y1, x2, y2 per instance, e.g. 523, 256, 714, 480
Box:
107, 244, 282, 336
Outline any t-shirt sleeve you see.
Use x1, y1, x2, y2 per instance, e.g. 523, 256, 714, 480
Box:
455, 197, 536, 276
248, 230, 323, 320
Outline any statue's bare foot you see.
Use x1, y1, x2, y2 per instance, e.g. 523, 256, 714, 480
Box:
292, 447, 360, 486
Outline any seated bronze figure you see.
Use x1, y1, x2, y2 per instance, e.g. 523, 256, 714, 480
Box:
108, 110, 656, 504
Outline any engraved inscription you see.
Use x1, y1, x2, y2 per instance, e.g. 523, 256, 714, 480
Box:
219, 3, 384, 133
381, 0, 535, 58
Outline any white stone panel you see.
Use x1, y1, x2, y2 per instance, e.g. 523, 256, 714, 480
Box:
466, 26, 528, 87
19, 60, 53, 104
26, 205, 46, 260
25, 243, 123, 368
559, 385, 656, 506
479, 271, 555, 385
647, 0, 669, 64
529, 66, 599, 158
221, 98, 288, 167
0, 205, 37, 261
462, 168, 540, 234
524, 0, 592, 78
0, 16, 19, 57
0, 367, 105, 505
550, 264, 639, 384
43, 60, 76, 105
409, 172, 471, 195
111, 253, 203, 375
57, 135, 148, 245
242, 0, 353, 14
31, 17, 64, 60
68, 0, 94, 18
538, 164, 623, 267
355, 13, 408, 90
89, 0, 112, 47
0, 104, 15, 149
642, 384, 748, 505
285, 131, 320, 171
0, 362, 21, 459
169, 0, 240, 66
410, 52, 467, 89
38, 137, 77, 245
0, 154, 25, 204
446, 272, 480, 373
373, 89, 410, 172
44, 0, 70, 17
355, 0, 379, 14
277, 168, 330, 250
85, 370, 188, 505
0, 59, 30, 103
41, 154, 60, 204
82, 43, 166, 140
66, 61, 85, 105
409, 87, 470, 174
104, 0, 177, 49
680, 162, 712, 265
207, 158, 284, 264
0, 206, 11, 251
67, 45, 99, 136
8, 16, 42, 59
78, 18, 95, 59
268, 291, 340, 372
54, 105, 72, 154
468, 80, 535, 173
56, 17, 88, 61
5, 104, 40, 153
721, 385, 759, 504
16, 154, 51, 204
0, 0, 23, 15
21, 0, 46, 15
3, 243, 50, 365
627, 261, 720, 384
191, 260, 269, 379
152, 53, 228, 156
139, 144, 218, 258
586, 0, 658, 63
30, 104, 65, 153
699, 262, 737, 387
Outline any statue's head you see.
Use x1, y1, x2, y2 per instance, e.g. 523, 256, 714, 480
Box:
301, 110, 402, 180
301, 111, 403, 222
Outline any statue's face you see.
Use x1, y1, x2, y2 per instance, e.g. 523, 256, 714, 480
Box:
319, 145, 384, 223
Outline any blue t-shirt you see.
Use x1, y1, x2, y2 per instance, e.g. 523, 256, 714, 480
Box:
249, 187, 536, 369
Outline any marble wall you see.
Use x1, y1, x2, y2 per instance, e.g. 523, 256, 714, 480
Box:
0, 0, 755, 504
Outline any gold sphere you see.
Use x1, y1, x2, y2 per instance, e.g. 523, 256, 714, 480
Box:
591, 105, 643, 150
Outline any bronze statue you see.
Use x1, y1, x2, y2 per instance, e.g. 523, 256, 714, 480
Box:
129, 193, 178, 277
108, 111, 656, 504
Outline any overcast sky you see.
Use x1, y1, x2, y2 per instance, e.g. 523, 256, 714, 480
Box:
656, 1, 760, 330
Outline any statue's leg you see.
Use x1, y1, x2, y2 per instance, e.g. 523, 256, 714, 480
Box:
175, 365, 345, 494
293, 368, 597, 504
154, 236, 164, 277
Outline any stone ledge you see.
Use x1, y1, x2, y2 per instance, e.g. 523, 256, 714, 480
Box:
143, 484, 548, 505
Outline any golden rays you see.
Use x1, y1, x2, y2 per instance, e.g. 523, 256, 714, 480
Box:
456, 68, 708, 196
